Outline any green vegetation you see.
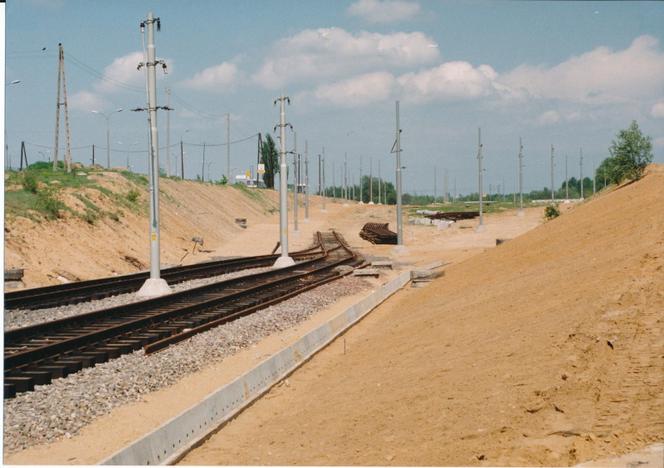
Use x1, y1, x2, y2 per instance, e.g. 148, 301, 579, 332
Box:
597, 121, 653, 184
544, 204, 560, 220
5, 163, 148, 222
260, 134, 279, 189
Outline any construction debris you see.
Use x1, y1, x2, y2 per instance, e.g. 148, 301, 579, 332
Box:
359, 223, 398, 245
371, 260, 393, 269
353, 268, 380, 277
424, 211, 480, 221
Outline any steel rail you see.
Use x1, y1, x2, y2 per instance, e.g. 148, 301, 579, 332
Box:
4, 232, 361, 398
4, 243, 324, 310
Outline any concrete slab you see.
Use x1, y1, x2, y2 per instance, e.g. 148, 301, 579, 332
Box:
101, 271, 412, 466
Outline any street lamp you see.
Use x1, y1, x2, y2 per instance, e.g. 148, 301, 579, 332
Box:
91, 108, 123, 168
5, 79, 22, 167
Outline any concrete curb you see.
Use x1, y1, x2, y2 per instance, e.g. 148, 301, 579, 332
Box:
100, 270, 412, 465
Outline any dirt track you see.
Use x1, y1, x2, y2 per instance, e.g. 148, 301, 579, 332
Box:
180, 167, 664, 466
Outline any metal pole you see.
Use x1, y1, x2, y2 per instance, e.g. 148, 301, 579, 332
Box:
201, 142, 206, 182
477, 127, 484, 228
332, 160, 336, 200
226, 113, 230, 180
274, 95, 293, 267
322, 146, 326, 211
518, 137, 523, 213
180, 139, 184, 179
550, 144, 555, 201
369, 157, 373, 204
318, 153, 321, 196
378, 159, 381, 204
92, 144, 95, 166
579, 148, 584, 199
165, 87, 171, 177
137, 11, 170, 297
395, 100, 403, 245
304, 139, 309, 220
565, 153, 569, 199
106, 116, 111, 169
444, 168, 449, 203
344, 152, 348, 201
293, 132, 298, 232
359, 155, 363, 203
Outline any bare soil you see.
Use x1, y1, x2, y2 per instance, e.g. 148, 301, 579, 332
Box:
3, 173, 547, 465
180, 166, 664, 466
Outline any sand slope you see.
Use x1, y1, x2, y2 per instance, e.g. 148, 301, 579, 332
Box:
180, 166, 664, 466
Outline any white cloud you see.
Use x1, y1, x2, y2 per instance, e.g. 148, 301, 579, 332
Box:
651, 100, 664, 118
93, 51, 145, 93
309, 72, 397, 107
93, 51, 173, 93
536, 110, 561, 126
252, 27, 439, 89
182, 62, 239, 92
347, 0, 421, 24
502, 35, 664, 105
69, 90, 109, 112
398, 62, 499, 102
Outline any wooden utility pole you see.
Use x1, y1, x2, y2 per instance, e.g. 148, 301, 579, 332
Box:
53, 43, 72, 172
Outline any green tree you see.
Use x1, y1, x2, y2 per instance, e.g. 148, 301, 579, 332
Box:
260, 134, 279, 189
606, 120, 653, 183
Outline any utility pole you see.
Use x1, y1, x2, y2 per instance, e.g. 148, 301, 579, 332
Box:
180, 139, 184, 179
226, 113, 230, 181
321, 146, 326, 211
165, 87, 171, 177
378, 159, 382, 204
136, 11, 171, 297
369, 157, 373, 204
256, 132, 262, 186
344, 152, 348, 203
201, 142, 206, 182
318, 153, 322, 196
550, 144, 555, 201
92, 144, 95, 167
293, 131, 298, 232
273, 95, 294, 268
477, 127, 484, 229
579, 148, 584, 199
433, 166, 437, 202
53, 43, 72, 172
444, 168, 449, 203
454, 177, 457, 202
304, 139, 309, 221
359, 155, 363, 203
518, 137, 524, 214
332, 160, 336, 200
394, 100, 403, 246
565, 153, 569, 199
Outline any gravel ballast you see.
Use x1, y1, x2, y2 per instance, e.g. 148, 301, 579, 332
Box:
4, 266, 272, 331
3, 276, 371, 453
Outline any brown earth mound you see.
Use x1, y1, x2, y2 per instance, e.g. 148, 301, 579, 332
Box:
180, 166, 664, 466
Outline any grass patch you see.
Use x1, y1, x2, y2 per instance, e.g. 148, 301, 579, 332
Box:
120, 170, 148, 186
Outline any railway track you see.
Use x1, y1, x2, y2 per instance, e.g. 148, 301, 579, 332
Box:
4, 244, 324, 311
4, 231, 362, 398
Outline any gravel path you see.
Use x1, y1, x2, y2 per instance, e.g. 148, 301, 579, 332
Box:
3, 276, 371, 453
4, 267, 272, 331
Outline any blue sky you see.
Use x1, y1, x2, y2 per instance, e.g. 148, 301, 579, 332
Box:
5, 0, 664, 195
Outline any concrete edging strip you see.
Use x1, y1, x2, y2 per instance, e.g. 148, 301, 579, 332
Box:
100, 270, 412, 465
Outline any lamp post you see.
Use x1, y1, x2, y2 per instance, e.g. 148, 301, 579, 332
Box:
5, 80, 22, 167
92, 108, 123, 168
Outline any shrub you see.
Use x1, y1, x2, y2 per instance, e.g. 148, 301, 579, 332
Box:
126, 189, 140, 203
544, 204, 560, 220
22, 172, 39, 193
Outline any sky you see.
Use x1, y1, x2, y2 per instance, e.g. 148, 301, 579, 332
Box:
5, 0, 664, 196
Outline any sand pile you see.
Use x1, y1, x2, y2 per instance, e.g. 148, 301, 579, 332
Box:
4, 175, 279, 287
180, 165, 664, 466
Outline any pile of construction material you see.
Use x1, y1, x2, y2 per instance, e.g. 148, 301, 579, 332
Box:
359, 223, 398, 245
417, 210, 480, 221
